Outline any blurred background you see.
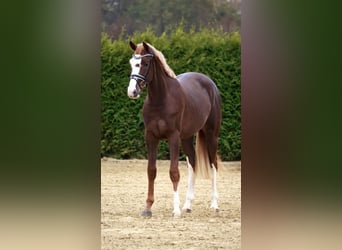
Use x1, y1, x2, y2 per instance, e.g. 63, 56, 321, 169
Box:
101, 0, 241, 38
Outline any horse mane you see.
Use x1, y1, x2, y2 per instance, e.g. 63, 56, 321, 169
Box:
139, 43, 177, 78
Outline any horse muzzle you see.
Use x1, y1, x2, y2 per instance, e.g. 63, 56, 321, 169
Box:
127, 79, 141, 99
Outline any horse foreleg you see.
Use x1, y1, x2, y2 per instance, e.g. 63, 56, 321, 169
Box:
168, 133, 181, 217
141, 163, 156, 217
141, 134, 158, 217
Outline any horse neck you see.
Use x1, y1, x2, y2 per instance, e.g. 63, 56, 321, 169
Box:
147, 62, 172, 105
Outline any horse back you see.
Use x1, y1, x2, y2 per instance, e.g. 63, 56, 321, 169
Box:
177, 72, 220, 99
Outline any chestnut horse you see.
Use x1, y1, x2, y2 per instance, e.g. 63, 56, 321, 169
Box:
127, 41, 222, 217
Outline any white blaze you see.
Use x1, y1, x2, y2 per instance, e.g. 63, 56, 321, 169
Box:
127, 55, 142, 98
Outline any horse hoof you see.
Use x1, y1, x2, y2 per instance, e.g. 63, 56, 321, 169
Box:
185, 208, 192, 213
172, 211, 182, 218
141, 210, 152, 217
215, 208, 220, 213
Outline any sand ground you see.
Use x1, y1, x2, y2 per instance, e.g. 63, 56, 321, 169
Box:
101, 158, 241, 250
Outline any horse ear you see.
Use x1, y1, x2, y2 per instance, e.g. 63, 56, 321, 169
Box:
129, 41, 137, 51
143, 42, 150, 53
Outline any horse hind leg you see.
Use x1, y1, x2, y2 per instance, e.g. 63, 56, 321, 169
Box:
183, 156, 195, 213
210, 163, 219, 212
205, 130, 220, 212
181, 137, 196, 213
168, 132, 181, 217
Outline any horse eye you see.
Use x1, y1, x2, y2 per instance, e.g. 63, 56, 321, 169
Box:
135, 64, 139, 67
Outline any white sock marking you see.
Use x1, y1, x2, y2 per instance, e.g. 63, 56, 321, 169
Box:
183, 157, 195, 210
210, 164, 219, 210
173, 190, 181, 216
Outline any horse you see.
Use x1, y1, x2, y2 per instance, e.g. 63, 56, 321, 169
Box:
127, 41, 222, 217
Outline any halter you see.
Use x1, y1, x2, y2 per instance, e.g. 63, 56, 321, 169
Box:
130, 54, 154, 88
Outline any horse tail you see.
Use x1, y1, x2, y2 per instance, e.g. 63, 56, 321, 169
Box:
195, 131, 211, 179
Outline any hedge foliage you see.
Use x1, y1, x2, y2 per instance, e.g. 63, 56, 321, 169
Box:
101, 26, 241, 161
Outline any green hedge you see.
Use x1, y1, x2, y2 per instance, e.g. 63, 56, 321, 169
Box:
101, 26, 241, 161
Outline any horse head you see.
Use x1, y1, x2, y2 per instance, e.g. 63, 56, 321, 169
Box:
127, 41, 154, 99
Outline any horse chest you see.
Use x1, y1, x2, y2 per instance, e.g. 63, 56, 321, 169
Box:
145, 119, 170, 138
143, 102, 181, 138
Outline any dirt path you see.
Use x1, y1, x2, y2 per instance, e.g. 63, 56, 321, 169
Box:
101, 159, 241, 250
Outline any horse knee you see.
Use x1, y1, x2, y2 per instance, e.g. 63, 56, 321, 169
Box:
147, 167, 157, 181
169, 168, 180, 183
